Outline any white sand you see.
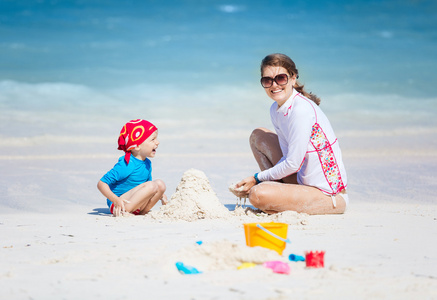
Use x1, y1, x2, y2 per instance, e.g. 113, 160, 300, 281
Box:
1, 133, 437, 299
1, 201, 436, 299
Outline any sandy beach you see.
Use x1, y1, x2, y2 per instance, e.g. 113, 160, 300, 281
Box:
1, 128, 436, 299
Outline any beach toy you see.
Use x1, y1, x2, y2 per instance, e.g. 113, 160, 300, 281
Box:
243, 222, 290, 255
196, 241, 203, 245
237, 262, 257, 270
175, 262, 202, 274
263, 261, 291, 275
289, 253, 305, 262
305, 251, 325, 268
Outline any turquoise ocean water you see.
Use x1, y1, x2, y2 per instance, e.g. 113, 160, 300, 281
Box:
0, 1, 437, 211
1, 0, 436, 138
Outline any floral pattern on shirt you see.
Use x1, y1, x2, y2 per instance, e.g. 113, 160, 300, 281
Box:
310, 123, 345, 194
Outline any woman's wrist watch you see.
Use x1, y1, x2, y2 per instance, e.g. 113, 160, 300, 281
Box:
254, 173, 261, 184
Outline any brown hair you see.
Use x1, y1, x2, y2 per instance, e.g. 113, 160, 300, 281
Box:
260, 53, 321, 105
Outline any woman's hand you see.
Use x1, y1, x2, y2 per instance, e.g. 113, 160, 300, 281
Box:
113, 197, 130, 217
160, 194, 168, 205
235, 176, 257, 197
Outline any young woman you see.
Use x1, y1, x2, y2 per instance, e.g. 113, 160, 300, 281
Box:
236, 53, 348, 215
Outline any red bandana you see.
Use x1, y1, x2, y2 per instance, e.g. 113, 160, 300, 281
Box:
117, 119, 157, 164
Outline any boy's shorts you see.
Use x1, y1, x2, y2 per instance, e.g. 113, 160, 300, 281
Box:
107, 199, 140, 215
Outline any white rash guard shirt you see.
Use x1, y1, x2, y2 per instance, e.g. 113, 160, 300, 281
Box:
257, 89, 347, 195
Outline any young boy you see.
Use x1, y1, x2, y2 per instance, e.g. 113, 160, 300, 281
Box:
97, 119, 167, 217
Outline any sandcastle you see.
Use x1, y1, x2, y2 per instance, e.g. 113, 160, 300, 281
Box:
147, 169, 231, 221
147, 169, 308, 227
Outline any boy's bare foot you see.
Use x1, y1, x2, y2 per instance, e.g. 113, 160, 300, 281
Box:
121, 211, 135, 217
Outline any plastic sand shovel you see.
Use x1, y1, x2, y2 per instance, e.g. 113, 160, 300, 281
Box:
175, 262, 202, 274
263, 261, 291, 274
237, 262, 257, 270
256, 224, 291, 244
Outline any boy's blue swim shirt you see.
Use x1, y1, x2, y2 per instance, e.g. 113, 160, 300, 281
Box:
100, 155, 152, 206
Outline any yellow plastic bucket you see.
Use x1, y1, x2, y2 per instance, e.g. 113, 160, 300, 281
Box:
243, 222, 289, 255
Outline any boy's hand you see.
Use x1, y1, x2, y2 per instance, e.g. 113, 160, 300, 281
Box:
97, 181, 131, 217
160, 194, 168, 205
113, 197, 130, 217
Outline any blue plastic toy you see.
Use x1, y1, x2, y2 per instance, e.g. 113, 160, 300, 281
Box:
289, 254, 305, 262
175, 262, 202, 274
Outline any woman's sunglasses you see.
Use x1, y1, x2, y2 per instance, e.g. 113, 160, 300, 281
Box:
260, 73, 289, 88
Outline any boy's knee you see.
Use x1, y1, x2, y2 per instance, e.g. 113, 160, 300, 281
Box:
153, 179, 166, 193
139, 181, 158, 194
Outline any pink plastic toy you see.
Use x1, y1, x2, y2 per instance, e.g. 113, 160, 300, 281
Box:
305, 251, 325, 268
263, 261, 291, 274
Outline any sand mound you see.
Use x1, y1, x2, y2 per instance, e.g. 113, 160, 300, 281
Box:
147, 169, 308, 227
147, 169, 231, 221
170, 240, 286, 271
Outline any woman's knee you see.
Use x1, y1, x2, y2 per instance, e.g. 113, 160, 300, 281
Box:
250, 127, 268, 147
248, 184, 269, 209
